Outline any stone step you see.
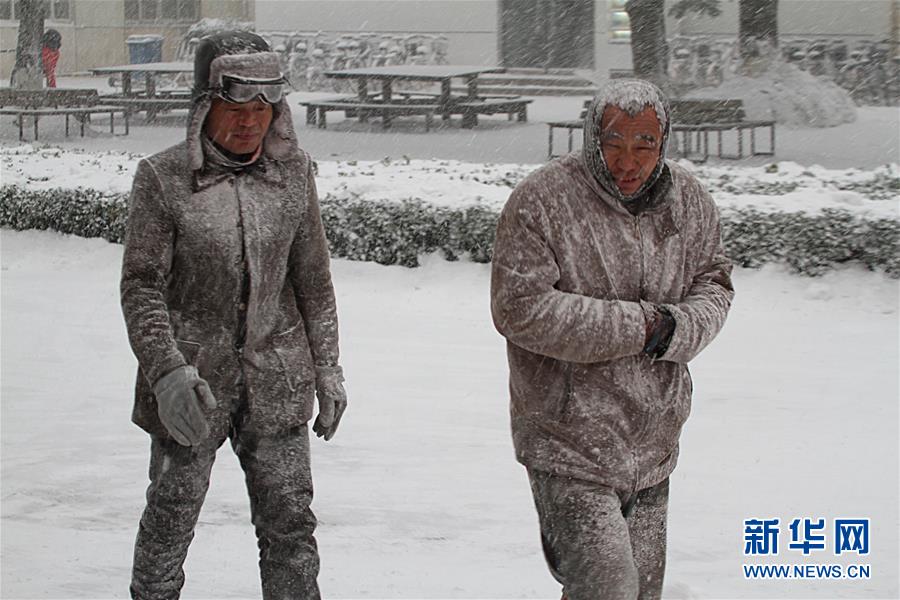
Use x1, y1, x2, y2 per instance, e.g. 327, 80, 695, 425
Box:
501, 67, 580, 76
453, 84, 598, 97
478, 74, 597, 88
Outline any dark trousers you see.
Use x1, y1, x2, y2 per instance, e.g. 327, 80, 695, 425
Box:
528, 471, 670, 600
130, 422, 320, 600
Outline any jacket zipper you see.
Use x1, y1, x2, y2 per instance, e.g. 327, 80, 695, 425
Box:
633, 213, 648, 493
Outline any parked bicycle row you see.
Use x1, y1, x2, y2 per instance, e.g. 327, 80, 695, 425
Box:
667, 35, 899, 106
259, 31, 450, 92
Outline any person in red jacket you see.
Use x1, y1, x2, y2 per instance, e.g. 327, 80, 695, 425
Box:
41, 29, 62, 88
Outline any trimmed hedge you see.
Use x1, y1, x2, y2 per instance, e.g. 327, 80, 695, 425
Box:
1, 184, 897, 277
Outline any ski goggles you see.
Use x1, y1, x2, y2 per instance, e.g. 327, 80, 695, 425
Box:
214, 74, 287, 105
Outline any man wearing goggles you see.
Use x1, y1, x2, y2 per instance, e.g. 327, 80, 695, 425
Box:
122, 31, 347, 600
205, 74, 287, 157
214, 74, 287, 104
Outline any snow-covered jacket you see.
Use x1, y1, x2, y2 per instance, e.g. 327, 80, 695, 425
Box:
121, 142, 338, 437
121, 44, 339, 438
490, 113, 733, 489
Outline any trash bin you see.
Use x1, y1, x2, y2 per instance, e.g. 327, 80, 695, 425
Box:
127, 34, 164, 64
126, 34, 164, 89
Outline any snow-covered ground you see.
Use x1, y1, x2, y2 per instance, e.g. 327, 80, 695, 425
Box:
2, 145, 897, 220
2, 78, 899, 599
1, 229, 898, 599
0, 76, 897, 168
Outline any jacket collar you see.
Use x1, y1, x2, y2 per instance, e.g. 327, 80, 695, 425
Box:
192, 153, 284, 192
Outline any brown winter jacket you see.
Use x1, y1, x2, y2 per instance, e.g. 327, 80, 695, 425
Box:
491, 151, 733, 492
121, 142, 339, 437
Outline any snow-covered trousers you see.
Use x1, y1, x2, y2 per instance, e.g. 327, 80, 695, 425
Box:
528, 470, 669, 600
130, 419, 319, 600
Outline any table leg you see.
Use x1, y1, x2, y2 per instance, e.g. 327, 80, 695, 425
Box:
33, 114, 38, 140
358, 78, 369, 123
122, 73, 132, 97
440, 79, 451, 121
462, 75, 478, 128
548, 126, 553, 160
382, 80, 393, 129
65, 114, 70, 137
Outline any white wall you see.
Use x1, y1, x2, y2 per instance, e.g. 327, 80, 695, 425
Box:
670, 0, 896, 41
255, 0, 499, 64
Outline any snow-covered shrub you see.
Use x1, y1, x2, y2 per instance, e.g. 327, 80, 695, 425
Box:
318, 193, 497, 266
1, 185, 897, 277
721, 208, 900, 277
0, 185, 127, 243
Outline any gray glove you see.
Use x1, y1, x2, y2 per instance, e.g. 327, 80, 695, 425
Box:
152, 365, 218, 446
312, 365, 347, 441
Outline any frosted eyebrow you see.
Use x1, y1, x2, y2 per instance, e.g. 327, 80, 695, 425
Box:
600, 131, 659, 145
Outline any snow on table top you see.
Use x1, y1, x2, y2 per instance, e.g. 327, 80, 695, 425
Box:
1, 143, 897, 219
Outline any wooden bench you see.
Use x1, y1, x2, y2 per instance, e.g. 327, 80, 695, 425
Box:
546, 98, 775, 161
669, 99, 775, 161
299, 98, 439, 131
547, 99, 591, 159
100, 95, 192, 120
0, 88, 129, 141
436, 90, 533, 123
450, 97, 532, 122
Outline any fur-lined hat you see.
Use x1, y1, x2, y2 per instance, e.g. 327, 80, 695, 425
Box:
187, 30, 298, 171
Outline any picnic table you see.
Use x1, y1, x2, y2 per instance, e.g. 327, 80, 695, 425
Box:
89, 62, 193, 118
547, 99, 775, 161
0, 88, 129, 141
302, 65, 531, 130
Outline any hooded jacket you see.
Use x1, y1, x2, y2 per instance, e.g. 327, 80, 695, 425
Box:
490, 80, 734, 491
121, 37, 340, 437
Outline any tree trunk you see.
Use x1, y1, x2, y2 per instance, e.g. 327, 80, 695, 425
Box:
738, 0, 778, 74
12, 0, 47, 89
625, 0, 669, 89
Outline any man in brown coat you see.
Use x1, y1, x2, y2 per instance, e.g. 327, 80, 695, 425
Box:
120, 31, 346, 599
490, 79, 734, 599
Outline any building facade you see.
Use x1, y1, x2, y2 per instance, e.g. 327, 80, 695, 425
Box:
0, 0, 252, 80
253, 0, 897, 78
1, 0, 896, 81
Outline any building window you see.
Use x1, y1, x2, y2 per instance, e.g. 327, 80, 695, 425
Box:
609, 0, 631, 43
125, 0, 198, 23
52, 0, 68, 19
1, 0, 72, 21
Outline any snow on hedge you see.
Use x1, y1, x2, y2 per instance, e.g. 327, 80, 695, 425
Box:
2, 144, 897, 217
2, 144, 898, 276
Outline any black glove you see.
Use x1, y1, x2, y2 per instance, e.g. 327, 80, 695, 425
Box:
312, 365, 347, 441
643, 306, 676, 359
152, 365, 217, 446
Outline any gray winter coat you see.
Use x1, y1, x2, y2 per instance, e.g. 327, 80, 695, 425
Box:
121, 143, 339, 437
490, 87, 733, 491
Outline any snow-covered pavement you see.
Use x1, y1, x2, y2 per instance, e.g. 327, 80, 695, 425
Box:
1, 229, 897, 599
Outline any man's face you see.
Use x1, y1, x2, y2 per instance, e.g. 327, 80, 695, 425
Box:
599, 105, 663, 197
205, 98, 273, 155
